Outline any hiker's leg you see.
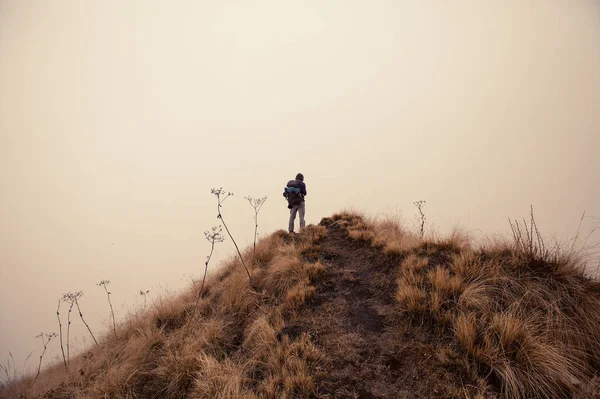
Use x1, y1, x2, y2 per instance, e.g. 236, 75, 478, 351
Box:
289, 206, 298, 233
299, 202, 306, 230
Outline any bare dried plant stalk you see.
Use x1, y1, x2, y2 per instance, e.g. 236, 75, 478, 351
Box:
193, 226, 224, 317
97, 280, 117, 336
211, 188, 253, 286
61, 291, 98, 370
55, 299, 67, 371
73, 295, 98, 346
60, 292, 78, 370
139, 289, 150, 310
509, 205, 547, 259
245, 195, 267, 257
34, 332, 57, 383
414, 200, 426, 238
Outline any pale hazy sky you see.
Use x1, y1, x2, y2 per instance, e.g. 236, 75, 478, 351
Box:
1, 1, 599, 373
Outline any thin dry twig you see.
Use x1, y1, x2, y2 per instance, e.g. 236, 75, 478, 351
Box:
56, 299, 67, 371
34, 332, 57, 383
508, 205, 548, 260
60, 292, 79, 370
139, 289, 150, 310
245, 195, 267, 258
211, 188, 253, 286
74, 296, 98, 346
192, 226, 224, 317
97, 280, 117, 336
414, 200, 426, 238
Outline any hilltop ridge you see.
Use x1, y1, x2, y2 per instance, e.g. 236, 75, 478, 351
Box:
3, 212, 600, 398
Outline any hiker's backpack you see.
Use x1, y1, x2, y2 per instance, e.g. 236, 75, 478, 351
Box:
283, 180, 303, 208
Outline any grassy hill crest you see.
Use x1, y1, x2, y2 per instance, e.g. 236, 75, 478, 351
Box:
3, 211, 600, 398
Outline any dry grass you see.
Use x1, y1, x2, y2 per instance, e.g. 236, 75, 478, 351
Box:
371, 218, 424, 254
389, 221, 600, 398
4, 213, 600, 399
395, 281, 428, 314
332, 211, 600, 398
339, 213, 423, 254
4, 226, 328, 399
333, 210, 600, 398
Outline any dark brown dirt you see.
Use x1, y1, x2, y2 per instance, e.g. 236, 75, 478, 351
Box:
286, 220, 476, 398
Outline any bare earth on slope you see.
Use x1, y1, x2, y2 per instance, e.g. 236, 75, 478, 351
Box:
286, 219, 475, 398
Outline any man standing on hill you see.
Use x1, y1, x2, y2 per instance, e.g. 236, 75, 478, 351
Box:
283, 173, 307, 234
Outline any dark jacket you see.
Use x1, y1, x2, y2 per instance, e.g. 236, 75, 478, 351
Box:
296, 180, 307, 197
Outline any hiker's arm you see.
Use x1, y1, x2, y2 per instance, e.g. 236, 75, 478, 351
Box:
301, 183, 307, 196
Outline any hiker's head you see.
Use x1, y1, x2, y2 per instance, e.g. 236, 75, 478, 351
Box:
295, 173, 304, 181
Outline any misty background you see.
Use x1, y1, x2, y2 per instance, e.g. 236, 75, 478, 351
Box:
1, 0, 599, 375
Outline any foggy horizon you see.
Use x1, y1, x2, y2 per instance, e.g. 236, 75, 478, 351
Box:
1, 0, 599, 376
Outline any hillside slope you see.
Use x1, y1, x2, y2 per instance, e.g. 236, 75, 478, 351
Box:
3, 212, 600, 398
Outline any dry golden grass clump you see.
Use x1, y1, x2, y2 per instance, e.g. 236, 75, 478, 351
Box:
326, 210, 423, 254
391, 233, 600, 398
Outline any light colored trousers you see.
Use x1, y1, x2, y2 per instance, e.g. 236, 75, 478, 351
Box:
289, 201, 306, 233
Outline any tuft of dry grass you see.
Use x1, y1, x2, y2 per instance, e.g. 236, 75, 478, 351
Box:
300, 224, 328, 244
283, 281, 316, 311
329, 210, 366, 225
454, 313, 479, 357
432, 226, 472, 253
427, 267, 464, 297
371, 218, 423, 254
402, 254, 429, 273
392, 227, 600, 398
250, 230, 288, 267
347, 220, 376, 242
396, 281, 428, 314
342, 214, 423, 255
192, 354, 247, 398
